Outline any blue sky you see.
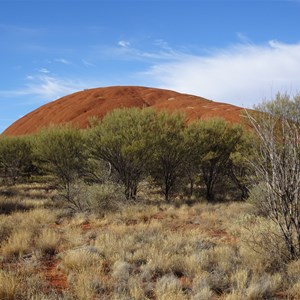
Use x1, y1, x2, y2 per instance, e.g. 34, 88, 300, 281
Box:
1, 0, 300, 132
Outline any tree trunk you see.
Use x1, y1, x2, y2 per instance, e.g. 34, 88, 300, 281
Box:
125, 181, 138, 200
206, 183, 215, 202
189, 177, 194, 199
228, 163, 249, 200
164, 182, 170, 203
202, 165, 216, 202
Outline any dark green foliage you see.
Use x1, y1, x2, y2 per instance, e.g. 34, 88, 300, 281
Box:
0, 136, 34, 185
89, 108, 157, 200
186, 118, 244, 201
90, 108, 249, 202
226, 130, 254, 199
148, 112, 188, 202
0, 108, 253, 206
34, 125, 88, 209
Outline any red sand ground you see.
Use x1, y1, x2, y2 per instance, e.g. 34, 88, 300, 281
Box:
43, 258, 68, 292
3, 86, 246, 136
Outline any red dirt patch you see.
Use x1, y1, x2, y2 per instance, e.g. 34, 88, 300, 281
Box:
2, 86, 246, 136
81, 223, 92, 231
43, 258, 68, 292
179, 276, 193, 290
207, 229, 237, 244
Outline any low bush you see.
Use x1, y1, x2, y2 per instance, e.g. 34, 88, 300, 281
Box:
86, 182, 125, 214
239, 215, 288, 273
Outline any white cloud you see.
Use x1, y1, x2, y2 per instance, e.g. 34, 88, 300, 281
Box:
103, 41, 184, 62
54, 58, 71, 65
0, 75, 94, 102
118, 40, 131, 48
142, 41, 300, 107
236, 32, 252, 44
82, 59, 95, 67
39, 68, 50, 74
26, 75, 80, 100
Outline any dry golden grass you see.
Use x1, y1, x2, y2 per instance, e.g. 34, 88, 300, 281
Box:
155, 274, 189, 300
59, 248, 103, 273
35, 228, 60, 256
0, 270, 17, 300
287, 281, 300, 299
0, 183, 299, 299
0, 207, 58, 260
1, 229, 32, 258
238, 216, 288, 274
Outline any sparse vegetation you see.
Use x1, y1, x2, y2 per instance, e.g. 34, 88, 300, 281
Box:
248, 93, 300, 260
0, 185, 297, 299
1, 96, 300, 298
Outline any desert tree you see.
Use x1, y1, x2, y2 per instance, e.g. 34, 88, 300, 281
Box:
34, 124, 88, 210
247, 93, 300, 260
225, 129, 254, 199
89, 108, 157, 200
148, 111, 188, 202
186, 118, 244, 201
0, 136, 34, 185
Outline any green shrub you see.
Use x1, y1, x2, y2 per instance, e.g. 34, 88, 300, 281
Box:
34, 125, 88, 209
86, 183, 125, 213
186, 118, 244, 201
89, 108, 157, 200
0, 136, 34, 185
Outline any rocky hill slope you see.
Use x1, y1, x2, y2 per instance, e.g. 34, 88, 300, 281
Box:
3, 86, 245, 136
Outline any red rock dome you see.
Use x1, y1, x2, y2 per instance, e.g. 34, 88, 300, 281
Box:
3, 86, 245, 136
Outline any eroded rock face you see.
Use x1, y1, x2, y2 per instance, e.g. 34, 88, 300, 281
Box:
2, 86, 244, 136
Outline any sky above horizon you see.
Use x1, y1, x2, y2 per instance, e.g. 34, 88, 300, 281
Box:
1, 0, 300, 132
